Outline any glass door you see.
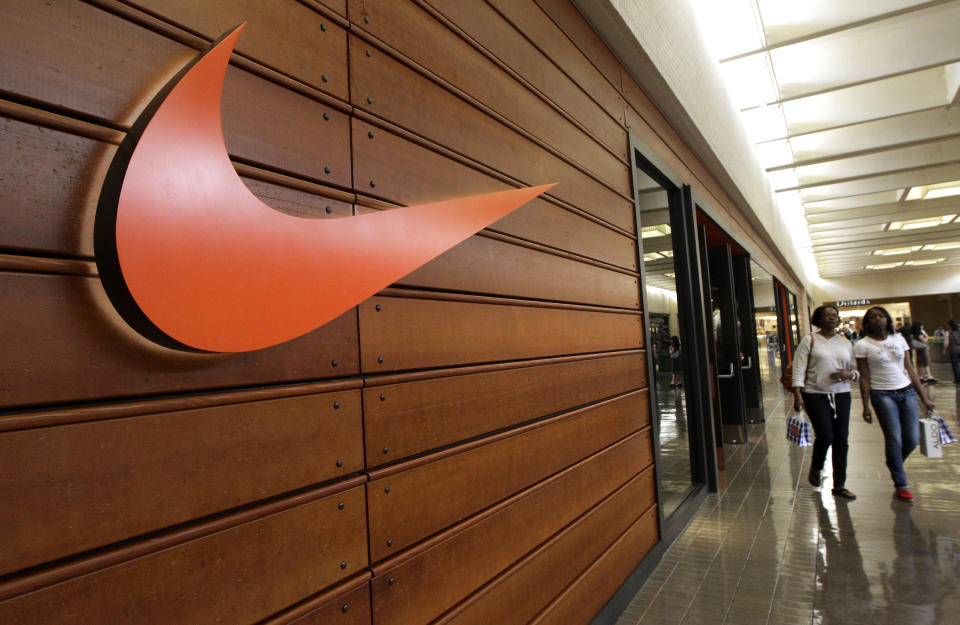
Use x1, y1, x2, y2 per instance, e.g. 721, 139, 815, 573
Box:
631, 140, 711, 521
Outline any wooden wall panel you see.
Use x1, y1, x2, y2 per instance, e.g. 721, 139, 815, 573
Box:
531, 506, 660, 625
222, 66, 350, 186
0, 116, 352, 257
397, 235, 639, 309
431, 0, 625, 129
0, 117, 111, 256
352, 121, 636, 263
0, 0, 189, 125
366, 391, 649, 561
490, 199, 637, 270
349, 35, 629, 211
440, 473, 655, 625
531, 0, 625, 90
362, 352, 646, 463
0, 390, 362, 575
370, 438, 653, 625
126, 0, 349, 98
348, 0, 628, 160
0, 271, 358, 410
353, 118, 632, 232
285, 583, 371, 625
358, 295, 642, 373
0, 486, 368, 625
0, 0, 349, 185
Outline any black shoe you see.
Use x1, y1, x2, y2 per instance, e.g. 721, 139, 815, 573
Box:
808, 469, 821, 487
832, 488, 857, 500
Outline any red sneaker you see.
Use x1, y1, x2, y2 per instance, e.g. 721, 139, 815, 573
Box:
895, 488, 914, 501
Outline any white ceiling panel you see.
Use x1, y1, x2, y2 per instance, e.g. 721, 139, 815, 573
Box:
693, 0, 960, 284
756, 0, 934, 46
770, 2, 960, 98
799, 163, 960, 202
782, 67, 948, 134
791, 136, 960, 186
790, 107, 960, 161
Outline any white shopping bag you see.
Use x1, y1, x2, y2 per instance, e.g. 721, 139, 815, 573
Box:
919, 417, 942, 458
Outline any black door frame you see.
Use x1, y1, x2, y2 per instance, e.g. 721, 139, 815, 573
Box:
629, 134, 716, 533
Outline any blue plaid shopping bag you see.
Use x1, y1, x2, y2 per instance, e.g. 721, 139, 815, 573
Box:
786, 412, 812, 447
929, 411, 957, 444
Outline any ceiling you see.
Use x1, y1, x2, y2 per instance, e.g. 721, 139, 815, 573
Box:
691, 0, 960, 280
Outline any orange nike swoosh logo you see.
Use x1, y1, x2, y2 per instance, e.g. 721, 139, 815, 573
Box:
95, 24, 553, 353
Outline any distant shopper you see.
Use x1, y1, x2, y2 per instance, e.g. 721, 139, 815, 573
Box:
944, 319, 960, 383
855, 306, 935, 502
910, 322, 935, 383
792, 305, 859, 500
669, 336, 682, 387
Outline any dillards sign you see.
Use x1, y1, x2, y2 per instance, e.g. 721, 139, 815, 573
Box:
95, 24, 552, 353
833, 299, 871, 307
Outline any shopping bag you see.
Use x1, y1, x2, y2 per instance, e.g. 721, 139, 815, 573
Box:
929, 412, 957, 444
786, 413, 812, 447
918, 418, 942, 458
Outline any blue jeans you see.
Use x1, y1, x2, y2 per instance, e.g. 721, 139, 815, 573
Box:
869, 386, 919, 488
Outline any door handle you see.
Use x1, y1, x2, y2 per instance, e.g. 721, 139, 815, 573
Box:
741, 356, 752, 370
717, 363, 735, 379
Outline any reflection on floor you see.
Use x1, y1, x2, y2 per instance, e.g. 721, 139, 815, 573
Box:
654, 366, 691, 519
617, 361, 960, 625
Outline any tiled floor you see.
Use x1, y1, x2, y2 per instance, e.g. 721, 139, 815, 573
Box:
617, 361, 960, 625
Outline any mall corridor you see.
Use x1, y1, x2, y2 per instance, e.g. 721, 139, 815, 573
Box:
616, 362, 960, 625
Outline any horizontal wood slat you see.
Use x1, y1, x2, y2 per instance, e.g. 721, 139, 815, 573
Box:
124, 0, 349, 98
366, 391, 650, 561
0, 486, 368, 625
0, 116, 353, 257
0, 271, 358, 410
363, 352, 646, 463
397, 234, 638, 309
348, 33, 629, 199
531, 505, 660, 625
351, 120, 637, 267
348, 0, 627, 160
0, 390, 362, 576
358, 295, 642, 373
352, 117, 634, 233
430, 0, 625, 130
370, 435, 653, 625
439, 473, 655, 625
281, 582, 371, 625
531, 0, 625, 90
221, 65, 350, 185
0, 0, 350, 184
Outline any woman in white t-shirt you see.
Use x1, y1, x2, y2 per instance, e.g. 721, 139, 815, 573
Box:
792, 306, 859, 499
855, 306, 935, 502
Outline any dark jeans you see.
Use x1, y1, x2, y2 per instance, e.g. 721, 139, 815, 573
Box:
950, 352, 960, 382
870, 386, 919, 489
802, 391, 851, 488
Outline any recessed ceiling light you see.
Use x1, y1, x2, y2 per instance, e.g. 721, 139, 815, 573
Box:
923, 241, 960, 251
641, 224, 671, 239
904, 258, 946, 266
661, 250, 674, 258
887, 215, 957, 230
873, 246, 921, 256
903, 179, 960, 201
864, 262, 904, 270
644, 252, 664, 261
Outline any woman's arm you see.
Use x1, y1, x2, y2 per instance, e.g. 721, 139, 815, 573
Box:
791, 335, 812, 411
856, 357, 873, 423
903, 350, 935, 410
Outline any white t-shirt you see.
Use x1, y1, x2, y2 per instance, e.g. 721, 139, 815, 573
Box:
853, 334, 912, 390
791, 332, 856, 393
